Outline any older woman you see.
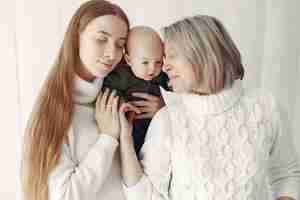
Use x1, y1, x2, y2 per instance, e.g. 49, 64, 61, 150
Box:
119, 15, 300, 200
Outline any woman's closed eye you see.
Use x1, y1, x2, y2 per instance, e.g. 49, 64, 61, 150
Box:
96, 35, 108, 43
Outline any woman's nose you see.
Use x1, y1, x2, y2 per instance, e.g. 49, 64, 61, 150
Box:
103, 43, 116, 62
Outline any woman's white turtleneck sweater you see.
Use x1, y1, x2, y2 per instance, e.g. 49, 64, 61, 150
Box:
124, 80, 300, 200
48, 75, 126, 200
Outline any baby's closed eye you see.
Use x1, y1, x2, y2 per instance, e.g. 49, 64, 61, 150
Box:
142, 61, 149, 65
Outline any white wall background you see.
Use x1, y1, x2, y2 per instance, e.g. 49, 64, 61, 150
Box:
1, 0, 299, 199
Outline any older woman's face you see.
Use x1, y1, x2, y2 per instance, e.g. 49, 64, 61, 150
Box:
163, 41, 198, 93
79, 15, 128, 79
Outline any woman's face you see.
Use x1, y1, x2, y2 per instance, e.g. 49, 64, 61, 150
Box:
163, 41, 198, 93
79, 15, 128, 80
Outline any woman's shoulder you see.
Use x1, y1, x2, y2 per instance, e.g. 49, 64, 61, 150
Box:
242, 87, 277, 106
241, 87, 280, 120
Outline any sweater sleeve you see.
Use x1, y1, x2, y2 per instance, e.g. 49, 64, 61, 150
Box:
48, 134, 119, 200
268, 97, 300, 200
123, 107, 172, 200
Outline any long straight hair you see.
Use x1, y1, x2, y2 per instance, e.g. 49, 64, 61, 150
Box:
22, 1, 129, 200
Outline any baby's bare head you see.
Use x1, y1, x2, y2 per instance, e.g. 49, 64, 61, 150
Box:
125, 26, 164, 81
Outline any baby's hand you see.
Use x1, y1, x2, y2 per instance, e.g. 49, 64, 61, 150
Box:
130, 92, 165, 119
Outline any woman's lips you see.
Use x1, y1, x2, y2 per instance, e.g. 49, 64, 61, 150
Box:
101, 62, 113, 70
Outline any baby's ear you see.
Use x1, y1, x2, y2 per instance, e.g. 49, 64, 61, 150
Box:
124, 54, 131, 65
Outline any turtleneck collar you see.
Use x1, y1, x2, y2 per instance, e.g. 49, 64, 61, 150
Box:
73, 74, 104, 104
160, 80, 244, 116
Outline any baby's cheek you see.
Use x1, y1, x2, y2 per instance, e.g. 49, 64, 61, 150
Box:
155, 68, 162, 75
134, 65, 147, 77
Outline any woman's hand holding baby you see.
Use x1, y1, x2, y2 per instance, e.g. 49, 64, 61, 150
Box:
130, 92, 165, 119
95, 88, 120, 140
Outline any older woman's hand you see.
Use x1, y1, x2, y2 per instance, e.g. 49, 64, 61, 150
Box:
130, 92, 165, 119
95, 88, 120, 140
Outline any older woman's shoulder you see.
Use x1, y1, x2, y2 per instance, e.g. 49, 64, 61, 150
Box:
243, 86, 276, 103
241, 87, 280, 119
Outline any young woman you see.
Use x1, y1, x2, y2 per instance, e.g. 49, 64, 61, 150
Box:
22, 1, 136, 200
119, 15, 300, 200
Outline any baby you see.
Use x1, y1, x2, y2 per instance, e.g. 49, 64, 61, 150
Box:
103, 26, 169, 155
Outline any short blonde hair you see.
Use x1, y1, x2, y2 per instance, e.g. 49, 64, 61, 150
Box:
162, 15, 244, 94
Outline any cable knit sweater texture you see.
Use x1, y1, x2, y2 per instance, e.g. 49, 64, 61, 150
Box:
124, 80, 300, 200
47, 75, 126, 200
